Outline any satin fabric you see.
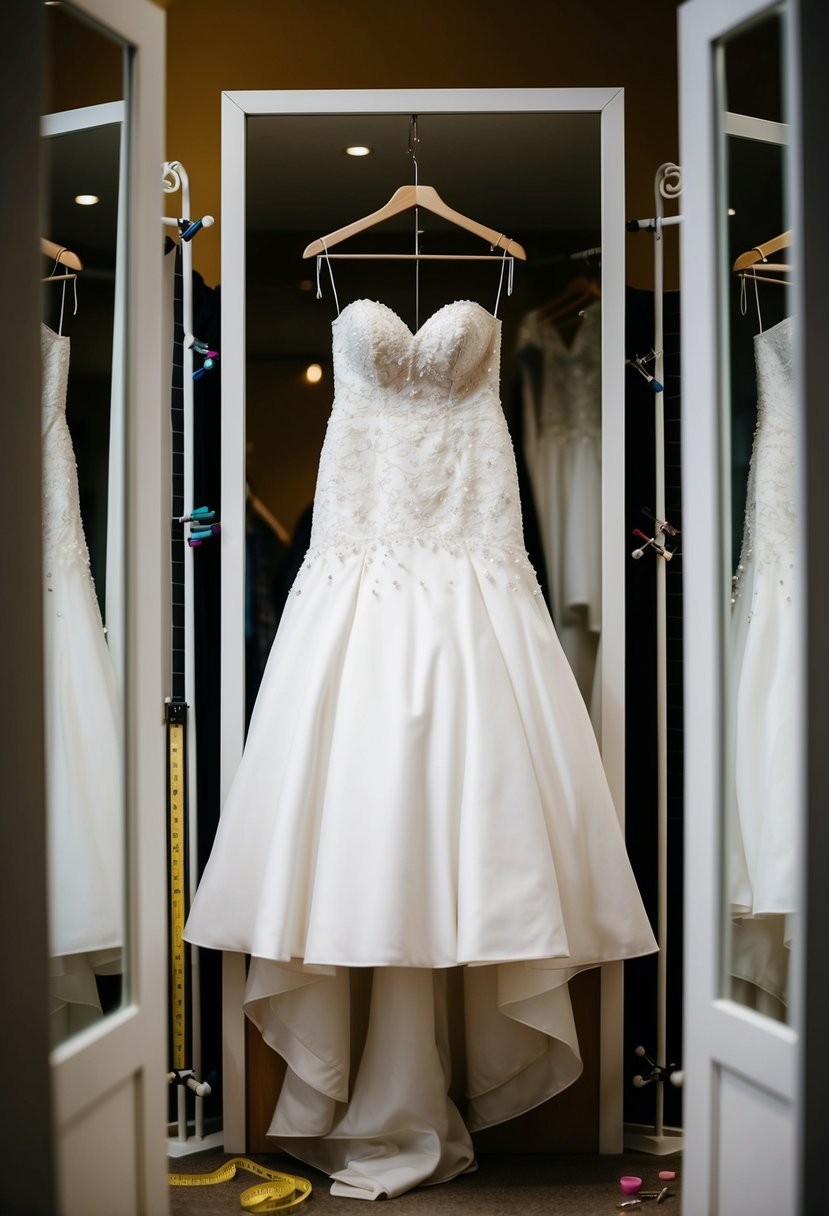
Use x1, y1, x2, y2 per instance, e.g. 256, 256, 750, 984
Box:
185, 300, 656, 1198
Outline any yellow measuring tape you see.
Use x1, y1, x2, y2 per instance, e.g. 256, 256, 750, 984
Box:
168, 1158, 312, 1211
168, 718, 187, 1070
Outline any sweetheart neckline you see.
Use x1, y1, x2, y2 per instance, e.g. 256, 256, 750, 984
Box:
333, 298, 501, 340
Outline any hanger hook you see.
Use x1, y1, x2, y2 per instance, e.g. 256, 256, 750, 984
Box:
408, 114, 419, 186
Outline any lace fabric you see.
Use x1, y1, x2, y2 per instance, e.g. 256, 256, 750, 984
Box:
42, 325, 98, 597
184, 297, 656, 1200
733, 315, 796, 600
41, 323, 123, 969
310, 298, 527, 562
515, 301, 603, 712
728, 314, 798, 1007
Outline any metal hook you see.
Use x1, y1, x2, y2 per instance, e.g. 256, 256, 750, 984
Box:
408, 114, 419, 186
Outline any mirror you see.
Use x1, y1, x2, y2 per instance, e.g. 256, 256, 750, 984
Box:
217, 89, 629, 1149
716, 2, 798, 1022
41, 2, 129, 1046
243, 111, 604, 728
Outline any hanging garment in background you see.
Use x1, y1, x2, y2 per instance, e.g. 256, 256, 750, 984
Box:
41, 324, 123, 1037
185, 294, 656, 1200
729, 314, 797, 1009
515, 301, 602, 717
245, 505, 288, 723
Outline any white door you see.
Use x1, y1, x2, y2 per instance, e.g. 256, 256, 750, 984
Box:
40, 1, 169, 1212
679, 1, 804, 1212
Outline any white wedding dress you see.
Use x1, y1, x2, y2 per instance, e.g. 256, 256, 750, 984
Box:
42, 324, 123, 1035
185, 296, 656, 1199
729, 315, 798, 1008
516, 302, 602, 714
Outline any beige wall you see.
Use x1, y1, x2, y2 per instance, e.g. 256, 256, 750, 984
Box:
163, 0, 681, 289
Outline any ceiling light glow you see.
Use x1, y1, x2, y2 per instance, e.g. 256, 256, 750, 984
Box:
344, 146, 372, 157
305, 363, 323, 385
75, 194, 100, 206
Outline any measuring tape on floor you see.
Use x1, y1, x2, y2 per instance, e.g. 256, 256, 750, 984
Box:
166, 701, 188, 1070
168, 1157, 312, 1211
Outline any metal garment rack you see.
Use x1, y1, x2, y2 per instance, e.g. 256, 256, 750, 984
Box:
624, 163, 685, 1155
161, 161, 220, 1155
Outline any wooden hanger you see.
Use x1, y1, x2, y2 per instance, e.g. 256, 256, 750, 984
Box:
303, 184, 526, 262
539, 272, 601, 322
732, 230, 791, 272
41, 238, 83, 272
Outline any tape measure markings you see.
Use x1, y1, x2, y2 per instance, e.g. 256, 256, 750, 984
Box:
168, 717, 187, 1070
168, 1157, 312, 1211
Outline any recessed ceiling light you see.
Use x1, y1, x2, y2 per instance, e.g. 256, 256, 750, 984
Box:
728, 208, 736, 216
344, 146, 372, 157
305, 363, 323, 385
75, 194, 100, 206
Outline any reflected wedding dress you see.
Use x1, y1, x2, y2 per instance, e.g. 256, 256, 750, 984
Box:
185, 294, 656, 1199
41, 324, 123, 1035
516, 301, 602, 713
729, 315, 798, 1009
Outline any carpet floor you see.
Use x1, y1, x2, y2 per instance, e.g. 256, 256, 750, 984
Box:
168, 1150, 681, 1214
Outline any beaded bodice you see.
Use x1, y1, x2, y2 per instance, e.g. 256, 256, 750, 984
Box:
309, 299, 526, 556
733, 316, 796, 600
41, 325, 99, 608
517, 300, 601, 444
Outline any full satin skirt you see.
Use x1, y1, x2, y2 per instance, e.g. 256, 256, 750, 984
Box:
185, 541, 656, 1197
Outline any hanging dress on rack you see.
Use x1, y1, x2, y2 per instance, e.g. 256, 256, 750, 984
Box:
185, 268, 656, 1199
729, 314, 798, 1010
516, 300, 602, 716
42, 323, 124, 1037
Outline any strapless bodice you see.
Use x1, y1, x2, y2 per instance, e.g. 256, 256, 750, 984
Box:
331, 299, 501, 408
309, 299, 526, 558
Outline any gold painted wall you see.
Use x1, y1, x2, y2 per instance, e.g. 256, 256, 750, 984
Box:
163, 0, 681, 288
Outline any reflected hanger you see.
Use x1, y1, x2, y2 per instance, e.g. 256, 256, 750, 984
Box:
41, 238, 83, 274
42, 244, 82, 335
539, 271, 598, 318
539, 272, 601, 323
732, 229, 791, 273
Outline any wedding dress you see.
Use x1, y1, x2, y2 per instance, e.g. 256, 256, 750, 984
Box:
516, 302, 602, 713
185, 289, 656, 1199
41, 324, 123, 1032
729, 315, 798, 1007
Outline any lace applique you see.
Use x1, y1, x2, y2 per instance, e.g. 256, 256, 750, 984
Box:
41, 325, 100, 612
517, 302, 601, 444
733, 317, 796, 606
311, 300, 526, 558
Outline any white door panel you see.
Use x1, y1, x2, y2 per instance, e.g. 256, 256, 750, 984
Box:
39, 1, 169, 1212
679, 0, 805, 1212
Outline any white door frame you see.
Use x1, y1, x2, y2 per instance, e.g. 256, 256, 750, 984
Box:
679, 0, 812, 1211
218, 85, 628, 1153
41, 1, 169, 1212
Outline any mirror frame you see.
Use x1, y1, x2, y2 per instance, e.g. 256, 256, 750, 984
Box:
678, 0, 818, 1208
219, 86, 627, 1150
41, 98, 129, 699
13, 0, 168, 1209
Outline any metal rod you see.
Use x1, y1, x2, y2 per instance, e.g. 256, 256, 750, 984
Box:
318, 253, 518, 261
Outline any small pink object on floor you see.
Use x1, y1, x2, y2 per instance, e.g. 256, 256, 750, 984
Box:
658, 1170, 677, 1181
620, 1176, 643, 1194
